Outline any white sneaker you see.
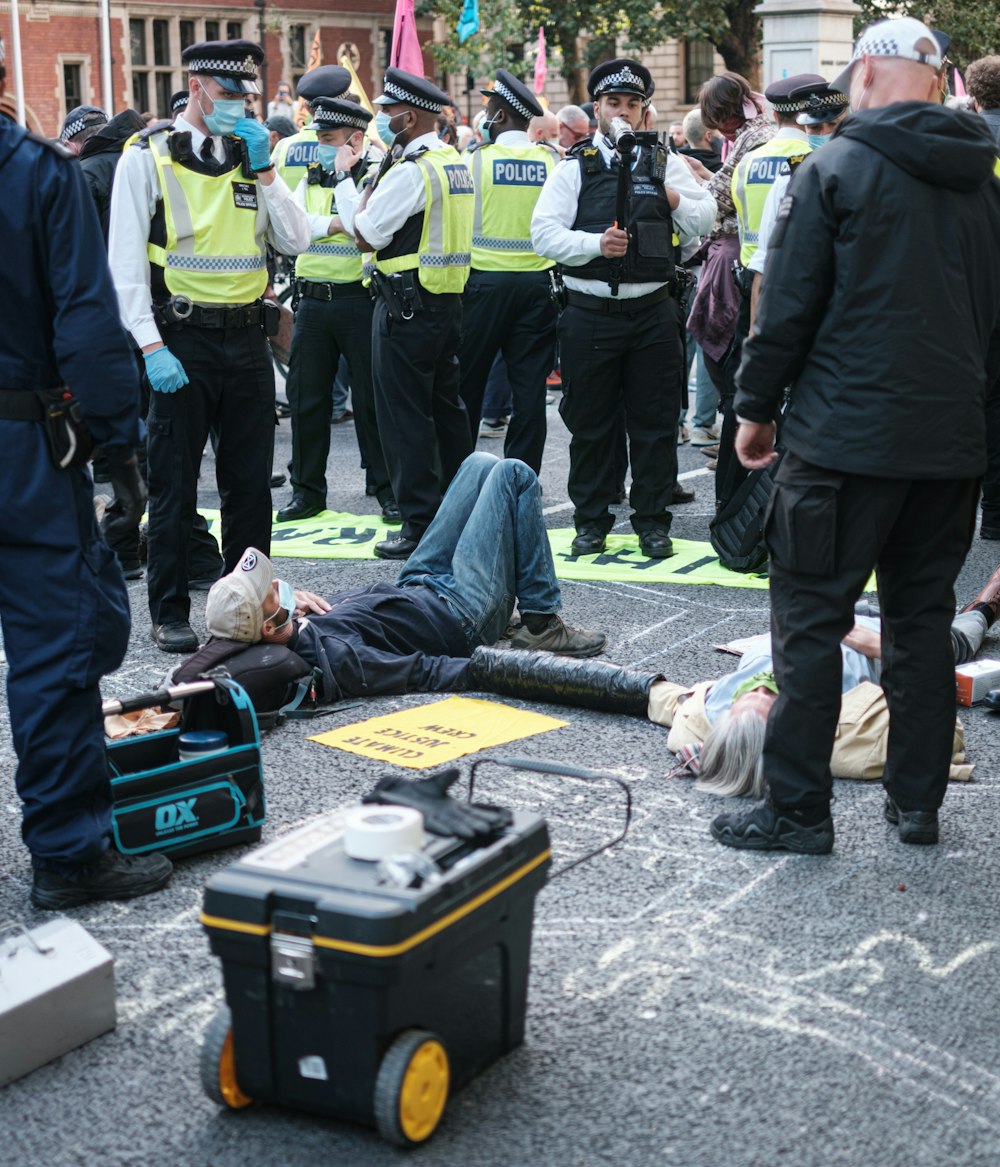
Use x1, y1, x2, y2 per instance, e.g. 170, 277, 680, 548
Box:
690, 425, 720, 446
479, 417, 509, 438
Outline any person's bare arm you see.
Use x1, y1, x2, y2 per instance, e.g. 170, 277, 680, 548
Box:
842, 624, 881, 658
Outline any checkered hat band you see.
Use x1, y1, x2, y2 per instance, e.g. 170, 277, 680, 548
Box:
493, 80, 532, 119
852, 35, 941, 68
313, 110, 370, 131
60, 118, 90, 141
595, 66, 645, 95
171, 96, 188, 111
383, 80, 441, 111
770, 100, 810, 112
185, 55, 258, 77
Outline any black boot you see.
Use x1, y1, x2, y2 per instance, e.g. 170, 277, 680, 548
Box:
466, 646, 662, 717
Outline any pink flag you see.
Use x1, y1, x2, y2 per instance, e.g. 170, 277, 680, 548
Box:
953, 68, 967, 97
534, 26, 547, 95
391, 0, 424, 76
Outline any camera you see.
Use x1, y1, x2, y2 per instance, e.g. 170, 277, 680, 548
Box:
607, 116, 637, 154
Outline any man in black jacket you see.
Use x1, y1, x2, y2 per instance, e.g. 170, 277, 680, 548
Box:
710, 16, 1000, 854
77, 109, 146, 241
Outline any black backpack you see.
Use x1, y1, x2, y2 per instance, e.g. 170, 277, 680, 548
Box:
708, 453, 783, 574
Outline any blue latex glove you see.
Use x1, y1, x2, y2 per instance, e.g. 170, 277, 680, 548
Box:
143, 346, 189, 393
232, 118, 272, 172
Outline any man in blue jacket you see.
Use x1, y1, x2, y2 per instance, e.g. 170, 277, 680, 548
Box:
204, 452, 607, 695
0, 115, 172, 908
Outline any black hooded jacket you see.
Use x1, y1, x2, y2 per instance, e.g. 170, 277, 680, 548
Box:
78, 109, 146, 242
735, 102, 1000, 478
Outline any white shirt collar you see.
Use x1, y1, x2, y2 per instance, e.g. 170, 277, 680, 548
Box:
403, 130, 443, 158
774, 126, 809, 141
494, 129, 531, 145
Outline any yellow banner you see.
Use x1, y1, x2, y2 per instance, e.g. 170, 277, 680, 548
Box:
309, 696, 567, 769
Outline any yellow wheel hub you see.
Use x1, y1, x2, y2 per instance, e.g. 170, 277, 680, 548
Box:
218, 1029, 253, 1109
398, 1039, 449, 1142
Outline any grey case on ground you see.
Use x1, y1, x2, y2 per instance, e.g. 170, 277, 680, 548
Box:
0, 918, 116, 1087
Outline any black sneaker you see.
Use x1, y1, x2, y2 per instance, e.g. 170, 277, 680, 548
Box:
31, 850, 173, 910
710, 801, 834, 854
884, 796, 938, 845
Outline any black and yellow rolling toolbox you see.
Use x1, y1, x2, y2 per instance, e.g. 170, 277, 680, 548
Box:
104, 679, 265, 859
199, 808, 550, 1146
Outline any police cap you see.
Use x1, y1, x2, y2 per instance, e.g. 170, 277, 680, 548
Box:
181, 39, 264, 94
480, 68, 543, 120
170, 90, 189, 114
790, 80, 850, 126
373, 68, 450, 113
59, 105, 107, 143
265, 114, 298, 138
587, 58, 654, 103
764, 73, 827, 113
296, 66, 351, 103
311, 96, 373, 132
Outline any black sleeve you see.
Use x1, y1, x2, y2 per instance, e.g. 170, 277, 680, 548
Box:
734, 158, 837, 423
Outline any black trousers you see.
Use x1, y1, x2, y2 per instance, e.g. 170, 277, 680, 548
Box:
981, 376, 1000, 532
706, 280, 752, 512
457, 270, 557, 474
762, 452, 980, 815
371, 292, 473, 541
147, 321, 275, 625
286, 288, 391, 506
557, 295, 680, 534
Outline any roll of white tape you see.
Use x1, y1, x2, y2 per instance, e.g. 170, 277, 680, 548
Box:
343, 805, 424, 861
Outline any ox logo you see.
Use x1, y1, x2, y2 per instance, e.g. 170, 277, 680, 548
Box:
155, 798, 199, 834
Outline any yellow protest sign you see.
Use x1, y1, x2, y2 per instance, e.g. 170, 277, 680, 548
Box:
309, 696, 568, 769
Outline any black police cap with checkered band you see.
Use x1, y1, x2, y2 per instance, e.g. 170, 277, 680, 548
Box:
587, 58, 654, 102
311, 96, 373, 132
296, 66, 352, 103
181, 39, 264, 94
764, 73, 827, 113
60, 105, 107, 143
373, 68, 451, 113
480, 69, 543, 120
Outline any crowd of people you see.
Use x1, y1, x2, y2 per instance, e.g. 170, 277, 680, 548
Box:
5, 13, 1000, 909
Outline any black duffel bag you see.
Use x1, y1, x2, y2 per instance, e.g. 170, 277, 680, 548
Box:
709, 451, 783, 574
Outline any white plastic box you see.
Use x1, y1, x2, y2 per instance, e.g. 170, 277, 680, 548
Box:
955, 659, 1000, 706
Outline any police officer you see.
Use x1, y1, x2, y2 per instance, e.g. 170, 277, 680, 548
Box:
278, 96, 396, 522
170, 90, 189, 118
271, 65, 351, 192
58, 104, 108, 154
0, 115, 171, 908
531, 59, 716, 558
354, 68, 475, 560
108, 39, 310, 652
457, 69, 558, 474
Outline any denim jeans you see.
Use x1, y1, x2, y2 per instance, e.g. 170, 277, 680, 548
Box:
398, 452, 561, 648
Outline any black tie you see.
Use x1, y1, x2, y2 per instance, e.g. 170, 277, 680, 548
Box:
200, 138, 216, 164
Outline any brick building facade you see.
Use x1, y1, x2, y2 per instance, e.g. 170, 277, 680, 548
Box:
1, 0, 722, 139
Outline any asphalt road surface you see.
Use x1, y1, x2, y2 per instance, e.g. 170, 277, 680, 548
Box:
3, 391, 1000, 1167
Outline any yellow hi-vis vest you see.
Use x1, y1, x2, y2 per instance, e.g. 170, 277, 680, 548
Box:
144, 132, 268, 304
732, 137, 812, 266
272, 126, 318, 193
374, 146, 474, 294
295, 169, 367, 283
469, 143, 555, 272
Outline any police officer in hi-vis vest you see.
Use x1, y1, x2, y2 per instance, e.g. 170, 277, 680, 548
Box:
270, 66, 351, 193
278, 96, 397, 523
109, 39, 311, 653
457, 69, 558, 474
354, 68, 475, 560
531, 59, 716, 559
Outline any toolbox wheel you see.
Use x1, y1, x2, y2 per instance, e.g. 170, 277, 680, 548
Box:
200, 1004, 254, 1110
374, 1029, 450, 1147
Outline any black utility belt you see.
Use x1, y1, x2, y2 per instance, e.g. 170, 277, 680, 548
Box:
0, 389, 44, 421
295, 278, 366, 302
565, 286, 671, 315
154, 297, 274, 331
0, 388, 94, 469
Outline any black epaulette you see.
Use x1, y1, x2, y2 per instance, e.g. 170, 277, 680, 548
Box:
25, 131, 73, 159
565, 136, 594, 158
138, 119, 173, 141
576, 146, 603, 175
788, 153, 809, 172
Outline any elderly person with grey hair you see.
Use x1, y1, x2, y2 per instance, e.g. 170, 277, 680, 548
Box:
650, 565, 1000, 803
555, 104, 591, 151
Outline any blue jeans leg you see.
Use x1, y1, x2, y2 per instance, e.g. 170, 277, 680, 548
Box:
399, 452, 561, 645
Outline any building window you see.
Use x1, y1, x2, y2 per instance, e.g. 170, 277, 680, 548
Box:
180, 20, 195, 51
134, 72, 150, 113
685, 40, 716, 105
63, 62, 83, 110
226, 21, 243, 41
205, 20, 220, 42
130, 19, 146, 66
130, 16, 183, 119
153, 20, 170, 67
379, 28, 392, 70
289, 25, 307, 71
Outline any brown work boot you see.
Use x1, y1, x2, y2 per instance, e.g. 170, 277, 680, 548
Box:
961, 562, 1000, 622
509, 615, 607, 658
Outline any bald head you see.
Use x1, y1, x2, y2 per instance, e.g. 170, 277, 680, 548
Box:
849, 42, 944, 110
528, 110, 559, 143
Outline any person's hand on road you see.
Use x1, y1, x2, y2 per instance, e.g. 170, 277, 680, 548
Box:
735, 420, 778, 469
143, 347, 188, 393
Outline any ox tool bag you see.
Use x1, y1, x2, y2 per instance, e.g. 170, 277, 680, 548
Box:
103, 678, 265, 859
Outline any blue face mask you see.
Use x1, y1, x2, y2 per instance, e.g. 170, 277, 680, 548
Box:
807, 132, 832, 151
270, 579, 296, 631
316, 143, 338, 171
198, 84, 244, 136
375, 111, 402, 147
480, 113, 499, 143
